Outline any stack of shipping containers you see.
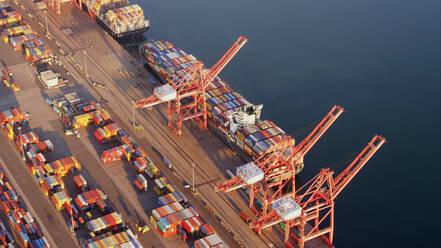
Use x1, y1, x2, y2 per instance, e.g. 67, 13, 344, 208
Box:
73, 175, 89, 193
74, 189, 107, 212
0, 165, 49, 247
103, 4, 148, 33
0, 0, 22, 30
0, 0, 53, 62
87, 0, 149, 38
0, 107, 29, 128
83, 229, 142, 248
140, 40, 197, 82
86, 212, 123, 235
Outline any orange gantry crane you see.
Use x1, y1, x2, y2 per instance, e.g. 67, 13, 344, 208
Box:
135, 37, 248, 137
44, 0, 62, 16
251, 135, 386, 248
215, 105, 344, 215
72, 0, 97, 20
72, 0, 83, 14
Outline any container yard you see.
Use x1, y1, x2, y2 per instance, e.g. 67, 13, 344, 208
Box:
47, 0, 151, 41
0, 102, 147, 247
0, 218, 15, 247
45, 90, 232, 246
0, 164, 49, 248
0, 0, 389, 248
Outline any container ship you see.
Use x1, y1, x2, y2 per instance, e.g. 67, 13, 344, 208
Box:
140, 40, 305, 175
82, 0, 149, 40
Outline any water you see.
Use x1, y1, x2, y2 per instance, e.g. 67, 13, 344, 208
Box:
134, 0, 440, 247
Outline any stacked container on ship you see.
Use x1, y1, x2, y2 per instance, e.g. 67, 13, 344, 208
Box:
86, 0, 149, 40
140, 40, 305, 175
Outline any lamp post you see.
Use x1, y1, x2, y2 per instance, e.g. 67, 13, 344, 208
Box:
44, 10, 48, 33
191, 163, 195, 191
83, 50, 88, 77
17, 126, 25, 161
132, 100, 135, 125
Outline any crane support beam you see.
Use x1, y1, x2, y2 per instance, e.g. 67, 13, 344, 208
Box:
303, 227, 333, 242
215, 177, 246, 192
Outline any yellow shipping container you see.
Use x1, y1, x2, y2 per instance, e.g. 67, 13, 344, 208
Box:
165, 184, 175, 193
73, 113, 93, 128
11, 82, 19, 92
150, 215, 157, 228
236, 130, 246, 142
4, 124, 13, 140
126, 5, 134, 13
43, 163, 54, 174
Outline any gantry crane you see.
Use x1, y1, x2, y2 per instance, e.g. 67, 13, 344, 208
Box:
72, 0, 82, 14
251, 135, 386, 248
45, 0, 62, 16
135, 37, 248, 137
71, 0, 97, 20
215, 105, 344, 215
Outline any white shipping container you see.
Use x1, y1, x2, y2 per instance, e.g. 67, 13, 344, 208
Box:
205, 234, 223, 246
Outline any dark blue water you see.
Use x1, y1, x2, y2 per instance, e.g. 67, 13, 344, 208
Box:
135, 0, 440, 247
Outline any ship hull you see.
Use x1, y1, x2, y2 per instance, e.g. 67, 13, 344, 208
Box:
96, 17, 148, 42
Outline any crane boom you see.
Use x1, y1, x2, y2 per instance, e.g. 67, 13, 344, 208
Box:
215, 105, 344, 203
287, 105, 344, 165
134, 37, 247, 137
332, 135, 386, 198
201, 36, 248, 90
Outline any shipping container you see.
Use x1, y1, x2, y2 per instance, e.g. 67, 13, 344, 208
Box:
134, 174, 147, 192
86, 212, 123, 234
74, 189, 107, 211
73, 175, 89, 193
50, 190, 70, 211
182, 216, 203, 236
194, 234, 224, 248
158, 191, 187, 206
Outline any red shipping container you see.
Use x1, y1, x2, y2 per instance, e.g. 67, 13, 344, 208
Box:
11, 107, 26, 122
1, 201, 11, 214
182, 216, 203, 235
